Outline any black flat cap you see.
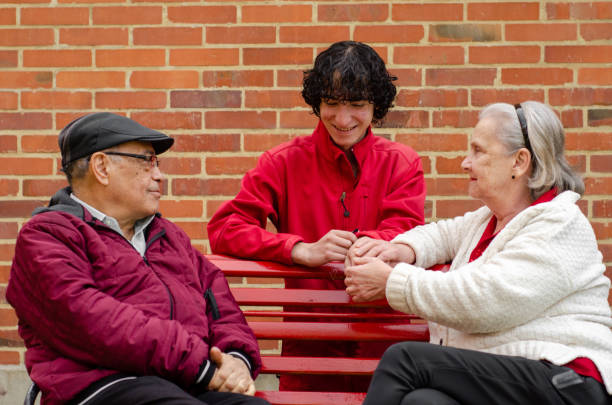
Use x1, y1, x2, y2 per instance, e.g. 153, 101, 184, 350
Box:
59, 112, 174, 169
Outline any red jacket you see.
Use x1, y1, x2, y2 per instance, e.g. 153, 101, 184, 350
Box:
7, 188, 261, 405
208, 120, 425, 289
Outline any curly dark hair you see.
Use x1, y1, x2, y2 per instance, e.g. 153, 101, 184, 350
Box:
302, 41, 397, 122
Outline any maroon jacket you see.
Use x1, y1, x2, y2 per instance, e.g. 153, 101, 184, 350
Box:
7, 188, 261, 405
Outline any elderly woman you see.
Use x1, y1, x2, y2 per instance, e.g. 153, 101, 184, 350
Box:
344, 101, 612, 404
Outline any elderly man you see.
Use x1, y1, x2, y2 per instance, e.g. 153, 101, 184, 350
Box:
7, 113, 269, 405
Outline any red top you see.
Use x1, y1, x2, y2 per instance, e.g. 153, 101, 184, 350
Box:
468, 188, 603, 383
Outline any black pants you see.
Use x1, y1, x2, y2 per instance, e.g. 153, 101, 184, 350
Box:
68, 374, 270, 405
364, 341, 611, 405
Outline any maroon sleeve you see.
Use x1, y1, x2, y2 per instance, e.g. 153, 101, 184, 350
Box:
207, 151, 303, 264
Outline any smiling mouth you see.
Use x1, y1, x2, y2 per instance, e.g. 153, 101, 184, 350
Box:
333, 124, 358, 132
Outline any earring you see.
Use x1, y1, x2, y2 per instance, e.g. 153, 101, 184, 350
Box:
512, 175, 515, 179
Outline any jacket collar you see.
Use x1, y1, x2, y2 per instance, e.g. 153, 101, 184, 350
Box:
313, 120, 375, 167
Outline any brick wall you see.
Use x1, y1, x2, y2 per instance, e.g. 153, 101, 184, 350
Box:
0, 0, 611, 397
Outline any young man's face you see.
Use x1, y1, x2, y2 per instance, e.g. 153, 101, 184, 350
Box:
319, 99, 374, 151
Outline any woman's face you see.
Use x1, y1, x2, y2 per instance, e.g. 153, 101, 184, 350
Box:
461, 117, 517, 204
319, 99, 374, 151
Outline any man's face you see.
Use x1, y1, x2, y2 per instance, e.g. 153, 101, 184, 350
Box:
105, 141, 163, 222
319, 99, 374, 150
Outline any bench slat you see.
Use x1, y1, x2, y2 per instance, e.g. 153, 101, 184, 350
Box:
233, 288, 388, 307
211, 255, 345, 279
261, 356, 378, 375
249, 321, 429, 341
245, 310, 419, 320
255, 391, 365, 405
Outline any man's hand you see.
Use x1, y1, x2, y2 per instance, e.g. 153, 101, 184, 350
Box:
344, 256, 393, 302
207, 347, 255, 395
291, 229, 357, 267
346, 237, 415, 267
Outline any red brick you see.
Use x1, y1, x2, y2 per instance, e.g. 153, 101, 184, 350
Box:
205, 111, 276, 130
170, 49, 238, 67
395, 46, 463, 65
0, 71, 52, 89
0, 7, 15, 24
0, 222, 18, 239
561, 110, 583, 129
0, 28, 53, 46
208, 26, 276, 44
470, 45, 540, 64
22, 91, 92, 109
174, 221, 207, 240
172, 134, 240, 153
397, 133, 468, 152
57, 71, 125, 88
0, 179, 18, 196
0, 50, 18, 67
599, 244, 612, 266
471, 89, 545, 106
168, 5, 236, 23
433, 110, 480, 128
579, 68, 612, 85
202, 70, 273, 88
206, 156, 258, 175
566, 132, 612, 151
546, 46, 612, 63
396, 89, 468, 108
436, 199, 484, 219
593, 200, 612, 218
591, 155, 612, 173
0, 135, 17, 152
354, 25, 423, 43
23, 179, 67, 196
427, 177, 470, 195
60, 28, 128, 46
243, 47, 312, 66
318, 4, 388, 22
280, 26, 349, 44
22, 134, 59, 152
244, 134, 293, 152
96, 49, 165, 67
381, 110, 429, 129
502, 68, 573, 85
550, 88, 612, 106
585, 177, 612, 194
206, 199, 227, 220
245, 90, 303, 109
581, 23, 612, 40
566, 154, 586, 173
546, 3, 570, 19
158, 200, 203, 218
0, 200, 46, 218
242, 5, 311, 23
131, 112, 202, 130
0, 92, 17, 109
95, 91, 166, 109
592, 222, 612, 241
0, 242, 15, 261
21, 6, 88, 24
426, 68, 496, 86
173, 178, 241, 196
0, 157, 53, 175
549, 2, 612, 20
158, 157, 201, 175
393, 3, 463, 21
506, 23, 577, 41
134, 27, 202, 46
468, 2, 539, 21
56, 112, 93, 130
0, 113, 51, 130
24, 49, 91, 67
93, 6, 162, 25
277, 70, 303, 87
588, 109, 612, 127
390, 69, 422, 86
171, 91, 241, 108
0, 350, 19, 365
430, 24, 501, 42
436, 156, 466, 174
279, 111, 319, 129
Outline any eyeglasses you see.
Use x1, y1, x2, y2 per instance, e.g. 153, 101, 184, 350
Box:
103, 152, 159, 169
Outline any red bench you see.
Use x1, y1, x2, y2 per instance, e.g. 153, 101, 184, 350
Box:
210, 254, 447, 405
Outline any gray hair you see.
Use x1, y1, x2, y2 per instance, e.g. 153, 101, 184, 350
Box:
478, 101, 584, 199
62, 156, 90, 186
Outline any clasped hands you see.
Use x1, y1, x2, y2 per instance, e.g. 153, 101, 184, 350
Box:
207, 346, 255, 395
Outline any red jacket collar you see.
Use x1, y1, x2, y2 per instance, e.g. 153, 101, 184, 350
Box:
313, 120, 375, 165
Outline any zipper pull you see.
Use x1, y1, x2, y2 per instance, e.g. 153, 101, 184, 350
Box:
340, 192, 350, 217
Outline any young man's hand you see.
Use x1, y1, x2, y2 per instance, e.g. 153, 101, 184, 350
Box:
291, 229, 357, 267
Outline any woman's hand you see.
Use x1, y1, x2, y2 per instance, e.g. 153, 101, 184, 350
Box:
344, 257, 393, 302
346, 237, 416, 267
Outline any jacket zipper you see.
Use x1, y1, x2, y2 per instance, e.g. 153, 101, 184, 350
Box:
143, 229, 175, 320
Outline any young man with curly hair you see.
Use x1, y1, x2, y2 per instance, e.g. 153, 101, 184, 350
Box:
207, 41, 426, 392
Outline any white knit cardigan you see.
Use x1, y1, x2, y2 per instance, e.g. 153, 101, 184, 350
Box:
387, 191, 612, 394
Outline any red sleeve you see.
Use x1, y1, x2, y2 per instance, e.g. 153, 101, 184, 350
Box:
207, 151, 303, 264
7, 218, 207, 387
357, 154, 426, 241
